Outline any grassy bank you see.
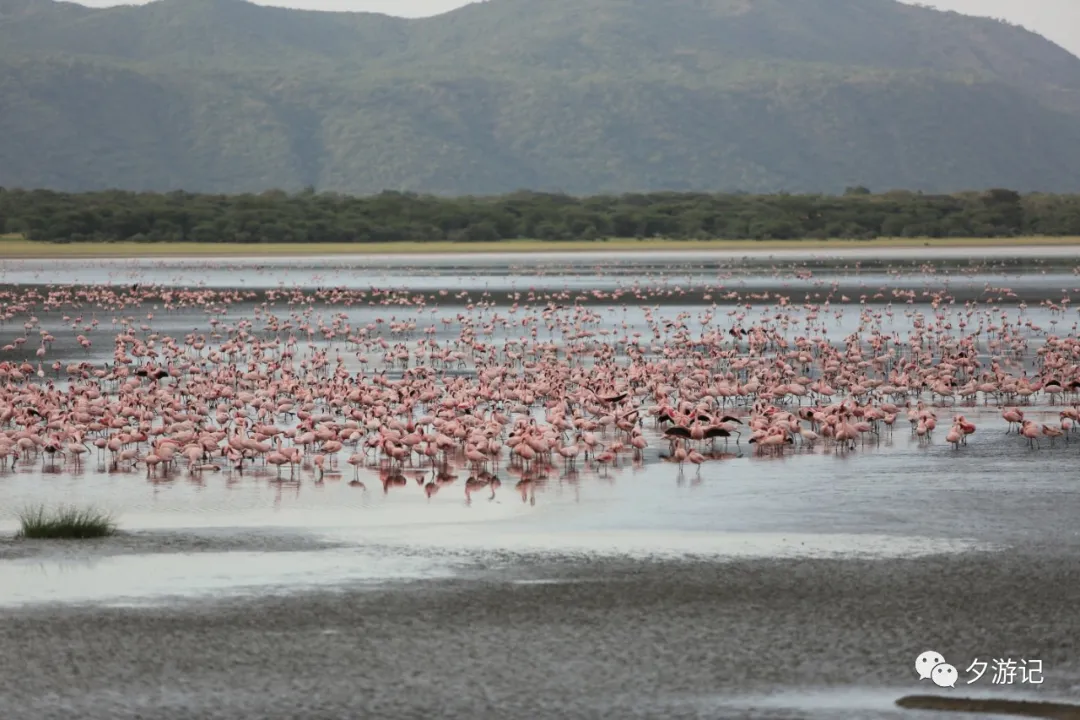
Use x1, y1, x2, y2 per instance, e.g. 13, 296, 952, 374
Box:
16, 505, 117, 539
2, 235, 1080, 258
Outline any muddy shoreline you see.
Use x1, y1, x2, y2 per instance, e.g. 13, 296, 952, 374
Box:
2, 237, 1080, 261
0, 528, 347, 561
1, 549, 1077, 719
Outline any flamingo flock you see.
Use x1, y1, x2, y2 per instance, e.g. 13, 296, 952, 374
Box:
0, 264, 1077, 502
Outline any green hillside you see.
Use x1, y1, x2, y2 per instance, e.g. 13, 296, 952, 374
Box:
1, 0, 1079, 194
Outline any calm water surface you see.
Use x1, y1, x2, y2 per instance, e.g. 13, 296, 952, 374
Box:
0, 251, 1078, 606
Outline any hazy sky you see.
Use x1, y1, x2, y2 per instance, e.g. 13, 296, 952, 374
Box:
72, 0, 1080, 58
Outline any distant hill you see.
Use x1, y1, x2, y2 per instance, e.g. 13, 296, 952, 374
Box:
1, 0, 1080, 195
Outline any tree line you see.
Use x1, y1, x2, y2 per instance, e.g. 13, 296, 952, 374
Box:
1, 187, 1079, 244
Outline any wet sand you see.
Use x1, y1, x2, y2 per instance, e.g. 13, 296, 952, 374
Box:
1, 550, 1078, 719
0, 528, 346, 561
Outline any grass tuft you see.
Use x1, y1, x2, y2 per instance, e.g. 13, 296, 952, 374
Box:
15, 504, 117, 539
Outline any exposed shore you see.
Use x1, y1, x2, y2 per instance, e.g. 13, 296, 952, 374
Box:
3, 235, 1080, 259
1, 548, 1077, 719
0, 528, 347, 561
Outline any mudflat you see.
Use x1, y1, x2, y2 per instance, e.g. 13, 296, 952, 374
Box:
1, 548, 1077, 720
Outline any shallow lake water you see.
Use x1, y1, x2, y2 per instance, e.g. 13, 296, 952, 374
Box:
0, 248, 1077, 606
1, 247, 1079, 718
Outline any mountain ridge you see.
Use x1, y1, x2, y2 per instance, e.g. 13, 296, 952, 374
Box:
1, 0, 1079, 195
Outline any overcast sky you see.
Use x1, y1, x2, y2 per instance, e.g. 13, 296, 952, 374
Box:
71, 0, 1080, 58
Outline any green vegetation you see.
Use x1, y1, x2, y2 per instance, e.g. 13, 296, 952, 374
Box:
16, 505, 117, 539
3, 187, 1080, 245
0, 0, 1079, 195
